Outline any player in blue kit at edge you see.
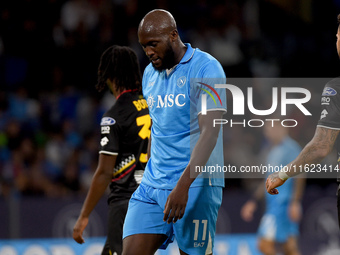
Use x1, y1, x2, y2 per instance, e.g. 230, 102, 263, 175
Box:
122, 9, 227, 255
241, 122, 305, 255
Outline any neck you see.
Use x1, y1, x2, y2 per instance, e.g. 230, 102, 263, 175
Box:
174, 42, 187, 64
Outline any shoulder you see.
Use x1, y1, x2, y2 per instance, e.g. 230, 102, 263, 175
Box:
191, 48, 225, 77
193, 48, 222, 67
143, 63, 155, 77
101, 93, 139, 123
101, 104, 118, 125
322, 77, 340, 94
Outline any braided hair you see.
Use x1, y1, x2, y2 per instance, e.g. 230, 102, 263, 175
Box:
96, 45, 142, 92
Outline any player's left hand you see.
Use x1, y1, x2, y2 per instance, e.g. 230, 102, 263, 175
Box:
163, 185, 188, 224
289, 201, 302, 222
265, 172, 285, 195
73, 217, 88, 244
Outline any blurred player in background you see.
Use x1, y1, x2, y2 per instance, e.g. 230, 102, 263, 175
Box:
122, 9, 227, 255
266, 13, 340, 230
242, 122, 305, 255
73, 45, 150, 255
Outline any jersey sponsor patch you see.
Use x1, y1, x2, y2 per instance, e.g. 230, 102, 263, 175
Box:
321, 97, 330, 105
101, 126, 110, 134
147, 95, 155, 109
322, 87, 337, 96
101, 117, 116, 125
100, 137, 109, 146
147, 94, 186, 109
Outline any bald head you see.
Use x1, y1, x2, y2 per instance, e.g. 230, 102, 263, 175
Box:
138, 9, 177, 36
138, 9, 186, 70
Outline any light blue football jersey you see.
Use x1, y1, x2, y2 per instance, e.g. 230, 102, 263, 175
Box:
265, 136, 302, 212
142, 43, 227, 189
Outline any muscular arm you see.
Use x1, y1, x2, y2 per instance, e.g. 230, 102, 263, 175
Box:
266, 127, 339, 194
163, 110, 224, 223
178, 111, 223, 184
73, 154, 116, 243
286, 127, 338, 177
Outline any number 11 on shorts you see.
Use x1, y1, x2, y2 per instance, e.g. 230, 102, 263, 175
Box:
193, 219, 208, 241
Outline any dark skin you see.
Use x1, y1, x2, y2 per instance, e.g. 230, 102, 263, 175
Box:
122, 9, 223, 255
73, 153, 116, 244
138, 10, 186, 71
73, 79, 124, 244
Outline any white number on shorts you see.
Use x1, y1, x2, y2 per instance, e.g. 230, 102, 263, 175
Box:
193, 219, 208, 241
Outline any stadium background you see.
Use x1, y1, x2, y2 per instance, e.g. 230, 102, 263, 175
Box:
1, 0, 340, 254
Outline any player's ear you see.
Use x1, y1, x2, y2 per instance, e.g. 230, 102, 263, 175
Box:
169, 29, 178, 42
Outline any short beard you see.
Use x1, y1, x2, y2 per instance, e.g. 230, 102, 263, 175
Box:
153, 42, 176, 71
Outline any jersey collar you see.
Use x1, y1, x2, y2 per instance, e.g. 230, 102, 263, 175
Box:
116, 89, 138, 100
179, 43, 195, 64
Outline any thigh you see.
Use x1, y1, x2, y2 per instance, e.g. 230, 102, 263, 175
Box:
122, 234, 168, 255
282, 237, 300, 255
123, 184, 174, 250
173, 186, 223, 255
106, 199, 129, 255
258, 238, 276, 255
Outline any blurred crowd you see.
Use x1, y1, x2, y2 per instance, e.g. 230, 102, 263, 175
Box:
1, 0, 340, 198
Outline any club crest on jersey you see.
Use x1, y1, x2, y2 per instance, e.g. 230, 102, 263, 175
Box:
322, 87, 337, 96
101, 117, 116, 125
177, 76, 186, 88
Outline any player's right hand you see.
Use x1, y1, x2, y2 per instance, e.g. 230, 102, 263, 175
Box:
73, 217, 88, 244
265, 172, 285, 195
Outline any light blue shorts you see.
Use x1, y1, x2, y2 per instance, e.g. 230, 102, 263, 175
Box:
123, 183, 223, 254
258, 211, 299, 243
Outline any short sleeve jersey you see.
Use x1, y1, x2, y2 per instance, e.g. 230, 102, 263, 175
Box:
99, 90, 150, 202
142, 43, 227, 189
317, 77, 340, 182
265, 136, 301, 213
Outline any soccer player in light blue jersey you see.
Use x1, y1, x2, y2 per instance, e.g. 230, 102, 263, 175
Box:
241, 122, 305, 255
122, 9, 227, 255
